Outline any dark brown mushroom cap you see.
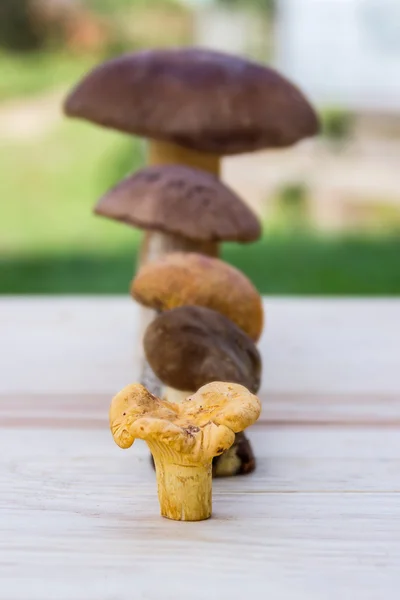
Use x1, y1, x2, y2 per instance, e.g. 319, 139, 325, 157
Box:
94, 165, 261, 242
143, 306, 262, 393
64, 47, 319, 155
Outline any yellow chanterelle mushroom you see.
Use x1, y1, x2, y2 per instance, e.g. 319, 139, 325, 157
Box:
110, 381, 261, 521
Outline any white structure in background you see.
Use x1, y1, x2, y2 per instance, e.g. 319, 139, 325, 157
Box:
276, 0, 400, 112
193, 5, 270, 61
194, 6, 252, 56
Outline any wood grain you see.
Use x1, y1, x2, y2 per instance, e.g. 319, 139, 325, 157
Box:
1, 297, 399, 600
1, 297, 399, 395
2, 393, 400, 428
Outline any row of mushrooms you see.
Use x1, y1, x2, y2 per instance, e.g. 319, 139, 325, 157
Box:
64, 47, 319, 520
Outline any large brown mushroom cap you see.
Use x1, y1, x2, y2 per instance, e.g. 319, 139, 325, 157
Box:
94, 164, 261, 242
64, 47, 319, 155
143, 305, 262, 393
131, 252, 264, 341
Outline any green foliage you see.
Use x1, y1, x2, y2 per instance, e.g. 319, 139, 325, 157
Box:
0, 51, 98, 101
96, 138, 144, 195
223, 233, 400, 295
0, 123, 142, 256
322, 108, 355, 143
1, 119, 399, 297
84, 0, 185, 14
0, 0, 43, 51
2, 234, 400, 295
217, 0, 275, 15
272, 182, 310, 232
276, 182, 308, 209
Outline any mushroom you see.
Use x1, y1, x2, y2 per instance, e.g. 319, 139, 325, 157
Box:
131, 251, 264, 342
64, 47, 319, 178
94, 164, 261, 267
64, 47, 316, 392
109, 381, 261, 521
96, 166, 262, 391
144, 305, 261, 476
144, 305, 261, 399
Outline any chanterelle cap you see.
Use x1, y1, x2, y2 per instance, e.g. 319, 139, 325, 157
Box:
131, 252, 264, 341
143, 305, 262, 393
64, 47, 319, 155
94, 164, 261, 242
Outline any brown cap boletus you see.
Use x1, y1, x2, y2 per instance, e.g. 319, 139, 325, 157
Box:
144, 305, 262, 477
95, 164, 261, 265
131, 251, 264, 342
144, 305, 261, 400
109, 381, 261, 520
143, 306, 261, 399
64, 47, 319, 175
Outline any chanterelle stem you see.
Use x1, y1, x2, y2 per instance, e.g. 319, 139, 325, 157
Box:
149, 443, 212, 521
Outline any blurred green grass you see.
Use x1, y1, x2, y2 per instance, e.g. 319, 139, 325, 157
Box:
85, 0, 184, 13
2, 235, 400, 295
1, 122, 142, 254
1, 0, 399, 297
0, 51, 100, 102
1, 102, 400, 296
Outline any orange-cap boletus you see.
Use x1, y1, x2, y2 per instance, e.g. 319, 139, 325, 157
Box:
131, 252, 264, 341
109, 381, 261, 520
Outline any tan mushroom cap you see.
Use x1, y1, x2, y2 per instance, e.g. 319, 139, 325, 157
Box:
94, 164, 261, 242
185, 382, 262, 433
131, 252, 264, 341
109, 384, 177, 449
64, 47, 319, 155
110, 382, 261, 460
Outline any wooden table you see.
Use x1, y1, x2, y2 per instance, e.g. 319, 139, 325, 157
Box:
1, 297, 399, 600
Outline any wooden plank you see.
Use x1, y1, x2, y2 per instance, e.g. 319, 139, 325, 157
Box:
1, 298, 400, 599
2, 393, 400, 428
1, 426, 400, 600
1, 297, 400, 395
1, 493, 399, 600
2, 427, 400, 497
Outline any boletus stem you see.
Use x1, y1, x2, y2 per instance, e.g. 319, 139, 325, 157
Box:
136, 235, 218, 366
137, 141, 221, 391
137, 140, 221, 270
140, 356, 162, 398
148, 140, 220, 176
139, 308, 162, 396
138, 231, 218, 267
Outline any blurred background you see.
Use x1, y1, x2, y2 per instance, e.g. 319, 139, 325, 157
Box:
1, 0, 399, 295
